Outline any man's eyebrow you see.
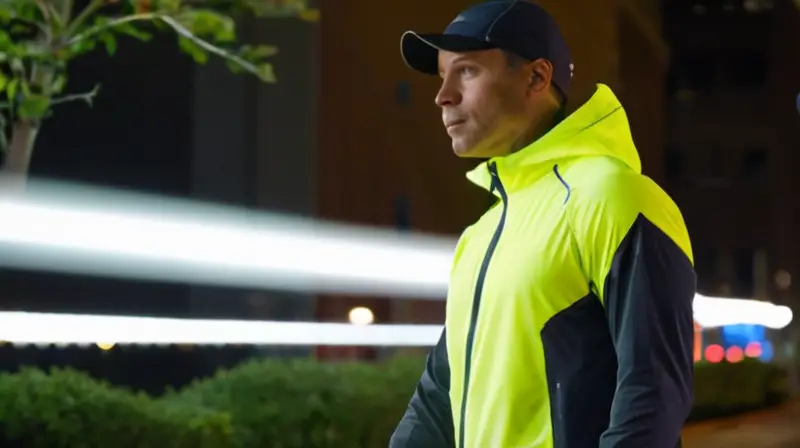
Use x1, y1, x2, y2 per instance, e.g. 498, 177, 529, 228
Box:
438, 54, 479, 76
450, 54, 478, 65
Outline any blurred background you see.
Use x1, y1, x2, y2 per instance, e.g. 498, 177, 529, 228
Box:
0, 0, 799, 446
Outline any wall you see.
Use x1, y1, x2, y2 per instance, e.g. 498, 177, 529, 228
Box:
617, 3, 668, 183
190, 15, 319, 357
766, 0, 800, 303
663, 2, 798, 300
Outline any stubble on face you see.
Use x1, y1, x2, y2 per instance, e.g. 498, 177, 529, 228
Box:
436, 49, 529, 159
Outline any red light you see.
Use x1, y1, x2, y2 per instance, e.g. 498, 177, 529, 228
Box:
745, 342, 762, 358
705, 344, 724, 363
726, 346, 744, 363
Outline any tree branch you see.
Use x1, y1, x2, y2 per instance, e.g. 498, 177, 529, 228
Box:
0, 85, 99, 110
65, 0, 105, 38
50, 85, 100, 106
69, 13, 267, 80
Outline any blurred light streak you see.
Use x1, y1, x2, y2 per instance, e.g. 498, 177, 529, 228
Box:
0, 178, 454, 299
0, 304, 791, 346
694, 294, 793, 330
0, 312, 442, 346
0, 177, 792, 345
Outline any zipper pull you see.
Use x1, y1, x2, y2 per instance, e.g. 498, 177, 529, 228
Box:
488, 162, 499, 193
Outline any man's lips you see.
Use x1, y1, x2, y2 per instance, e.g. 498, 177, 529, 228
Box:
445, 119, 466, 130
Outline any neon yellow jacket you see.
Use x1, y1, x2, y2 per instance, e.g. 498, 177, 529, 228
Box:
391, 85, 696, 448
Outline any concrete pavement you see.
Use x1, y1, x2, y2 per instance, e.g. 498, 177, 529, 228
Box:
682, 401, 800, 448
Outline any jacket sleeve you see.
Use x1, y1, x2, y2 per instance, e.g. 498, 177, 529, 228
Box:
569, 171, 696, 448
389, 328, 455, 448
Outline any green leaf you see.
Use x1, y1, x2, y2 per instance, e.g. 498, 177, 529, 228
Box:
17, 94, 51, 120
6, 78, 19, 103
178, 36, 208, 64
114, 23, 153, 41
9, 57, 24, 74
0, 72, 8, 93
100, 33, 117, 55
68, 38, 99, 57
19, 78, 30, 96
240, 44, 279, 60
256, 63, 276, 83
176, 9, 236, 42
224, 58, 245, 74
154, 0, 183, 13
0, 29, 11, 47
51, 75, 67, 95
15, 1, 43, 21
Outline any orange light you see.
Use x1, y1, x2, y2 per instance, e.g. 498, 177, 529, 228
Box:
693, 321, 703, 362
705, 344, 724, 363
745, 342, 762, 358
726, 346, 744, 363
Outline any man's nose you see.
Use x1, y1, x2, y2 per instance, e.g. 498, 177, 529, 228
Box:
435, 78, 461, 108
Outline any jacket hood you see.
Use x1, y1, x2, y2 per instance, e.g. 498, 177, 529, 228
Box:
466, 84, 641, 192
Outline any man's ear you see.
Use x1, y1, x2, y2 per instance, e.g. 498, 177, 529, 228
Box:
527, 59, 553, 95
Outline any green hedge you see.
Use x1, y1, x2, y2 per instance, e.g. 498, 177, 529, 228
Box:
689, 358, 789, 421
0, 356, 789, 447
0, 368, 234, 448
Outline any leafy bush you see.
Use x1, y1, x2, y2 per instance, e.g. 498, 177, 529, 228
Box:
170, 356, 790, 447
166, 356, 425, 448
0, 356, 788, 447
0, 367, 233, 448
690, 358, 789, 421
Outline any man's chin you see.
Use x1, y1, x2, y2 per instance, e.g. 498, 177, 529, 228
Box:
452, 142, 488, 159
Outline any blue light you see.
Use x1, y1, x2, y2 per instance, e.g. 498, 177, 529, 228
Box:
721, 324, 766, 349
760, 341, 774, 362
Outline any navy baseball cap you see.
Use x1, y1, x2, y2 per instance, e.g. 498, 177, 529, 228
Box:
400, 0, 573, 98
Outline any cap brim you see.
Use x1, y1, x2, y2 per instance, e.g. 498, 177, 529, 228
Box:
400, 31, 496, 75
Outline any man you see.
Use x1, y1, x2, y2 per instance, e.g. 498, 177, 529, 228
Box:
389, 1, 696, 447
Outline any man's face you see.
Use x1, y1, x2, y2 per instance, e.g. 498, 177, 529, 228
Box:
436, 49, 532, 158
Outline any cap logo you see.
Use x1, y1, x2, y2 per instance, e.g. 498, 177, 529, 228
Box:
569, 63, 574, 78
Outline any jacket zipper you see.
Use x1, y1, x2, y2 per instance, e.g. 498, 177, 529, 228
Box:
457, 162, 508, 447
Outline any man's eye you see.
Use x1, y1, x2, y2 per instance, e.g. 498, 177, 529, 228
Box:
460, 66, 477, 76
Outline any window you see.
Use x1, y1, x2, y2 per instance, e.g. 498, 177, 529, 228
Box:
665, 150, 685, 182
692, 146, 730, 188
674, 54, 716, 93
727, 51, 768, 88
733, 248, 756, 298
741, 148, 768, 185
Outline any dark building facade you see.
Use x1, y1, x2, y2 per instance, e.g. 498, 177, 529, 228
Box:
662, 0, 799, 304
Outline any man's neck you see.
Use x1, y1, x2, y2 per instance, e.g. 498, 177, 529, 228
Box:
508, 107, 563, 154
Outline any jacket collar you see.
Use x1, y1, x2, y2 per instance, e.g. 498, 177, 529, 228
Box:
466, 84, 641, 194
